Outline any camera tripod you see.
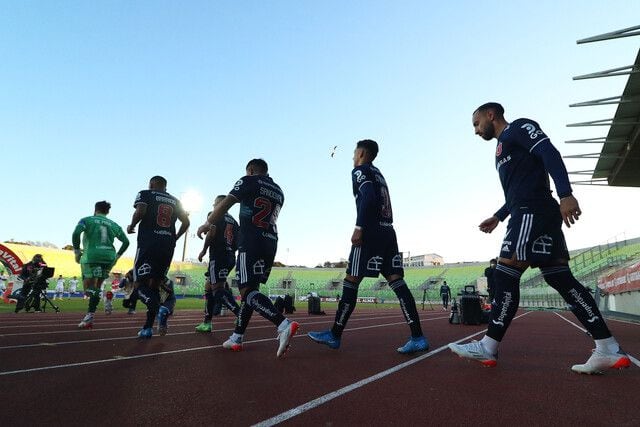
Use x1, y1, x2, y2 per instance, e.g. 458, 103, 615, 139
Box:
23, 287, 60, 313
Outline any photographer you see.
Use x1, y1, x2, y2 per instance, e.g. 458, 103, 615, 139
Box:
15, 254, 47, 313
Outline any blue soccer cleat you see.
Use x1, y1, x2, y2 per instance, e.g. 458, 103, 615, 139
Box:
307, 330, 341, 349
157, 306, 170, 336
137, 327, 153, 339
397, 336, 429, 354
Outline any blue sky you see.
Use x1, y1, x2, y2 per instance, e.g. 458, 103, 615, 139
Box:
2, 1, 639, 267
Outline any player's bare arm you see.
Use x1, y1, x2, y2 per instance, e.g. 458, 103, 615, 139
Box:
197, 195, 237, 239
351, 227, 363, 246
175, 210, 191, 241
127, 204, 147, 234
479, 216, 500, 233
560, 195, 581, 228
197, 225, 217, 261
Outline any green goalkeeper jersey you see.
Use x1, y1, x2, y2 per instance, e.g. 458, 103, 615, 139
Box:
72, 214, 130, 264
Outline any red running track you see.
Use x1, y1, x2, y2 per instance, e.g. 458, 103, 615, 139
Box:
0, 307, 638, 426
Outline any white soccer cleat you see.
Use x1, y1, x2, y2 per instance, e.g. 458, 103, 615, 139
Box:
571, 348, 631, 375
222, 337, 243, 352
78, 313, 94, 329
448, 340, 498, 367
276, 320, 300, 358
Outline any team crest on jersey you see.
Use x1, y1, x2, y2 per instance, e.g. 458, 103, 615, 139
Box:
496, 143, 503, 157
354, 170, 366, 183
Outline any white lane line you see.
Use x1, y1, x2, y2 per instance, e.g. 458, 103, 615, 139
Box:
0, 313, 407, 340
0, 315, 443, 350
0, 309, 447, 329
0, 316, 450, 375
0, 312, 405, 338
553, 312, 640, 368
251, 311, 533, 427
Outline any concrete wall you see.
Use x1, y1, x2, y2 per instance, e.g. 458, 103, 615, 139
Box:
599, 291, 640, 316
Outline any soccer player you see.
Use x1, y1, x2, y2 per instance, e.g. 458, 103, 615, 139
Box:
68, 276, 79, 299
307, 140, 429, 354
196, 159, 299, 357
195, 195, 241, 333
449, 102, 630, 374
127, 176, 189, 338
54, 275, 65, 300
73, 201, 130, 328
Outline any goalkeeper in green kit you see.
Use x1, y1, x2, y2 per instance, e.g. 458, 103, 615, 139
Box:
72, 201, 130, 328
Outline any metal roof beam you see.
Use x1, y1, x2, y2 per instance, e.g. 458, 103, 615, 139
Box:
564, 153, 631, 159
565, 137, 628, 144
567, 118, 640, 127
577, 25, 640, 44
573, 65, 639, 80
571, 179, 610, 186
569, 95, 640, 107
568, 170, 595, 175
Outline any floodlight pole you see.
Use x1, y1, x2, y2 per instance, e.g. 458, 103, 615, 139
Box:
181, 212, 190, 262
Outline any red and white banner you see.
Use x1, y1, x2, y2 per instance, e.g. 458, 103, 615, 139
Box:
0, 244, 24, 274
598, 261, 640, 294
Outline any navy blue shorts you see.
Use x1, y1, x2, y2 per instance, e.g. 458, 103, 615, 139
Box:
500, 208, 569, 267
346, 227, 404, 278
134, 244, 174, 282
235, 241, 277, 289
207, 254, 235, 283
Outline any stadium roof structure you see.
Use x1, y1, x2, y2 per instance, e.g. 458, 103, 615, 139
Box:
566, 25, 640, 187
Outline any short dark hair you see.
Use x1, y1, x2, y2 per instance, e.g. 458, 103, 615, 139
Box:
490, 258, 497, 264
475, 102, 504, 116
246, 158, 268, 174
95, 200, 111, 214
150, 175, 167, 187
356, 139, 379, 160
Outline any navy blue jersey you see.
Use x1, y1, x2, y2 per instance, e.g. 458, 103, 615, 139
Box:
208, 212, 240, 257
229, 175, 284, 245
133, 190, 184, 246
352, 163, 393, 230
495, 118, 572, 214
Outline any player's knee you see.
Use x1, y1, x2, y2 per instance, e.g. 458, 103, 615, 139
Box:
240, 286, 259, 302
498, 256, 529, 271
540, 264, 576, 292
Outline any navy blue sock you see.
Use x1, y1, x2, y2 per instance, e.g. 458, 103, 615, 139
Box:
215, 288, 240, 316
234, 301, 254, 335
541, 265, 611, 339
246, 290, 285, 327
486, 264, 523, 342
204, 291, 214, 322
331, 280, 359, 338
138, 285, 160, 329
389, 279, 423, 338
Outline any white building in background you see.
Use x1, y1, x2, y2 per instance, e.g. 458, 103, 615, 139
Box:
403, 253, 444, 267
